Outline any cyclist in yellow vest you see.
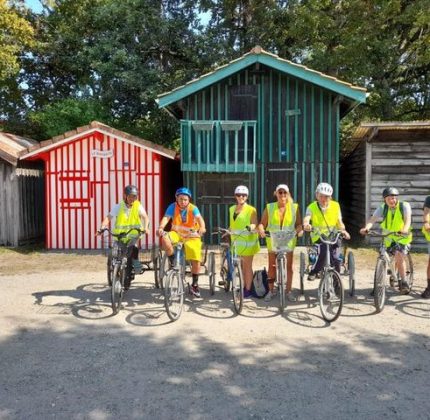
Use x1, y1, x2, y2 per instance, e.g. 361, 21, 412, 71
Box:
99, 185, 149, 290
258, 184, 302, 302
421, 195, 430, 298
303, 182, 350, 281
157, 187, 206, 298
225, 185, 260, 298
360, 187, 412, 292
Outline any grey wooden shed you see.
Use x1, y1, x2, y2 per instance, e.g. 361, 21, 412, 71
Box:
340, 121, 430, 250
0, 133, 44, 246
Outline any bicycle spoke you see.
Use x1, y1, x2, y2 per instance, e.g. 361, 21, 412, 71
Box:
111, 264, 123, 315
373, 258, 386, 313
319, 270, 343, 322
164, 271, 184, 321
231, 264, 243, 314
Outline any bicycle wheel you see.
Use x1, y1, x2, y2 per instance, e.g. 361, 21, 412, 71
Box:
220, 251, 230, 292
373, 258, 386, 313
405, 253, 414, 291
277, 255, 286, 313
107, 254, 113, 287
159, 252, 171, 290
347, 251, 355, 297
318, 270, 343, 323
231, 263, 243, 314
154, 250, 162, 289
299, 251, 306, 295
164, 270, 184, 321
111, 264, 124, 315
208, 251, 216, 295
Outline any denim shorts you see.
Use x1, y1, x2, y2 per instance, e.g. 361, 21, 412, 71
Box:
387, 242, 410, 255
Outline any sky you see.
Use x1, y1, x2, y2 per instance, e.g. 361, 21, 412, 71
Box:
25, 0, 43, 12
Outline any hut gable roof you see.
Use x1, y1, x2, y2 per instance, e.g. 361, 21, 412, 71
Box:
20, 121, 177, 160
0, 132, 39, 166
352, 121, 430, 142
157, 46, 367, 114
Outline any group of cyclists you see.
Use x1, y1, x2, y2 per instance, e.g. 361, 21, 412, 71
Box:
98, 182, 430, 301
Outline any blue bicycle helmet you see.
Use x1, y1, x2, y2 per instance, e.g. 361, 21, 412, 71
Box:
175, 187, 192, 198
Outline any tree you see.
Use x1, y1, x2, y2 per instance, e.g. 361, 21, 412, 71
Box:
0, 0, 34, 80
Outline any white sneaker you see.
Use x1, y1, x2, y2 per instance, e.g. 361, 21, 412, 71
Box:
286, 291, 296, 302
264, 289, 276, 302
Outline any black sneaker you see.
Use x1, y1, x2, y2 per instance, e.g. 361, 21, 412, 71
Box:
421, 287, 430, 299
191, 284, 201, 298
399, 280, 410, 294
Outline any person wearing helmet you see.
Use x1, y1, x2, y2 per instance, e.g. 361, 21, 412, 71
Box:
223, 185, 259, 298
157, 187, 206, 297
360, 187, 412, 293
98, 184, 150, 290
303, 182, 350, 281
258, 184, 302, 302
421, 195, 430, 298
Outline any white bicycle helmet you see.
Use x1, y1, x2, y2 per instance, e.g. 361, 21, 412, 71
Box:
316, 182, 333, 196
234, 185, 249, 195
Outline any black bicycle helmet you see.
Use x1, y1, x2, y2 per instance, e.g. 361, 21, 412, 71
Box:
382, 187, 399, 198
124, 185, 138, 196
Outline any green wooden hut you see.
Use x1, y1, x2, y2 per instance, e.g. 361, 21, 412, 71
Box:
157, 46, 366, 241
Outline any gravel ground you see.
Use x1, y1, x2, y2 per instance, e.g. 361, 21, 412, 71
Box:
1, 247, 430, 419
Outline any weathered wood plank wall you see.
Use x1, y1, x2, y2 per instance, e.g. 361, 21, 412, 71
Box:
342, 131, 430, 251
0, 163, 44, 246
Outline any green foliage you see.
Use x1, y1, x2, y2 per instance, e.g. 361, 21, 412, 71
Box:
0, 0, 34, 79
0, 0, 429, 148
28, 98, 111, 139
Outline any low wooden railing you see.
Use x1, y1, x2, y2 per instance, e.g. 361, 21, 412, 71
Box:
180, 120, 257, 172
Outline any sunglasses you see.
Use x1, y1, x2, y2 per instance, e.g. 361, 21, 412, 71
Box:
235, 194, 247, 197
277, 191, 288, 195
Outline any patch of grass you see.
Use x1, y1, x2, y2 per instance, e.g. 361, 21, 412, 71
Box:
0, 243, 45, 255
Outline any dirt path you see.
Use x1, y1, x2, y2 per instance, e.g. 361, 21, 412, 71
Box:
1, 247, 430, 419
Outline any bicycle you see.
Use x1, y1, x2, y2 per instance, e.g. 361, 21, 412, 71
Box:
299, 242, 355, 297
366, 230, 414, 313
265, 230, 297, 313
163, 232, 203, 322
308, 228, 346, 323
212, 227, 248, 314
155, 239, 210, 291
100, 227, 145, 315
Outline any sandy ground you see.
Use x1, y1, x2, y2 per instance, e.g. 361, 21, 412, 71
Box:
1, 246, 430, 419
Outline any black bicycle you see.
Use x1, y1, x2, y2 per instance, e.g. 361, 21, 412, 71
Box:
366, 230, 414, 313
100, 227, 145, 314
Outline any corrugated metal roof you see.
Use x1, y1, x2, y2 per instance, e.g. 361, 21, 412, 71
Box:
352, 121, 430, 140
0, 133, 39, 166
157, 45, 367, 109
20, 121, 177, 160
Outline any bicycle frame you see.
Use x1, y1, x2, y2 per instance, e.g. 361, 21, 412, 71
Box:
367, 230, 413, 313
213, 227, 248, 314
311, 228, 345, 323
265, 229, 296, 313
100, 227, 145, 314
163, 235, 198, 322
370, 231, 407, 284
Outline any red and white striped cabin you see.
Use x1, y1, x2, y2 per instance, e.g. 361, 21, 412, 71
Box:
21, 121, 179, 250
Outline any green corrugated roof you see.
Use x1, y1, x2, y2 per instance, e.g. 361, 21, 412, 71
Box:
157, 46, 367, 110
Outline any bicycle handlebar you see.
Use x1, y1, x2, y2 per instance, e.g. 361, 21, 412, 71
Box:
365, 230, 408, 238
212, 226, 254, 236
98, 227, 146, 239
310, 227, 347, 244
